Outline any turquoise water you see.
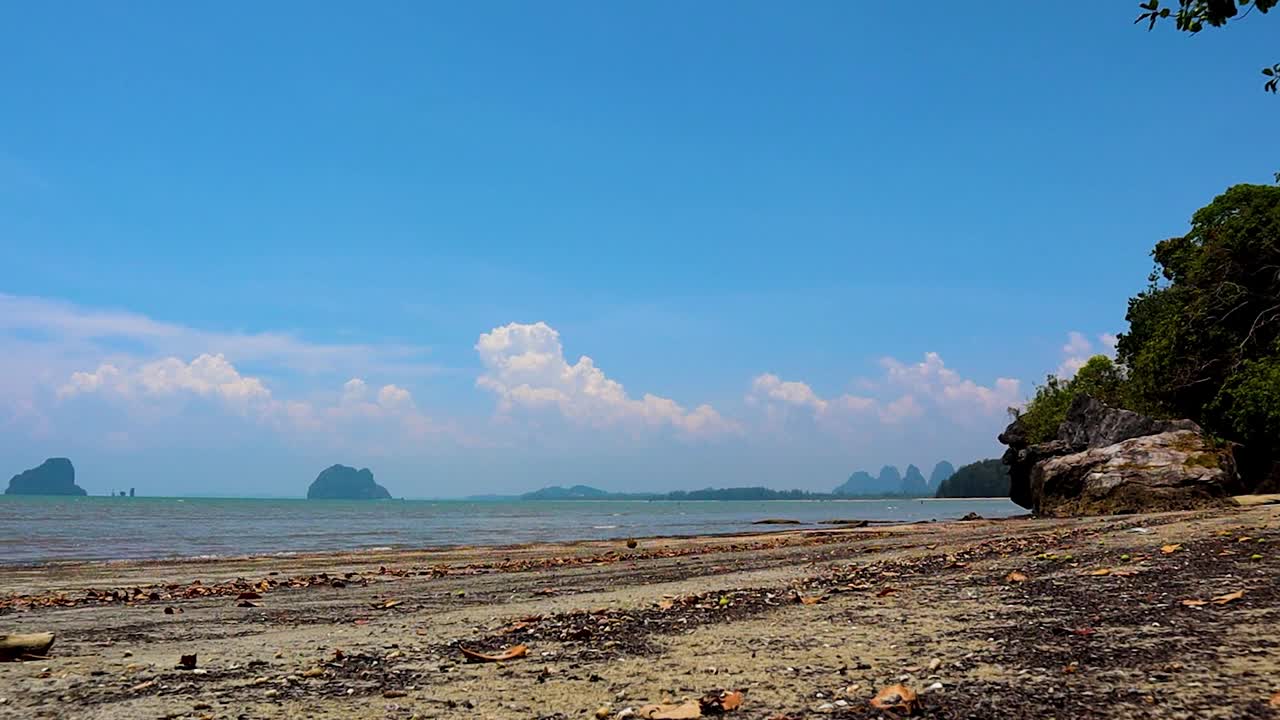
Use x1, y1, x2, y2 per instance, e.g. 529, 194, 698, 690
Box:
0, 496, 1021, 564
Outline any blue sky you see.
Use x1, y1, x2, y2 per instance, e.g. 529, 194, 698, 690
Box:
1, 2, 1274, 497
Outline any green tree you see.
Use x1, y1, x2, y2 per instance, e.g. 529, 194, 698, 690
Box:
1117, 184, 1280, 458
1136, 1, 1279, 92
1014, 355, 1128, 444
935, 459, 1010, 498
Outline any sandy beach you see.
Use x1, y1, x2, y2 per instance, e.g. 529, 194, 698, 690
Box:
2, 505, 1278, 719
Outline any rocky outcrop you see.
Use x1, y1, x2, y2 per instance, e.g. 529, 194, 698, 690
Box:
929, 461, 956, 487
5, 458, 86, 496
306, 465, 391, 500
900, 464, 929, 495
1001, 396, 1236, 516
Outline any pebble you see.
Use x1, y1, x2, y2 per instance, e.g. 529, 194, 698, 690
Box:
816, 703, 835, 712
926, 682, 944, 692
928, 658, 942, 671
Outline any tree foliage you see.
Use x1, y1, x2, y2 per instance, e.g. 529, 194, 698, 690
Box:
1015, 355, 1128, 444
1136, 1, 1279, 92
1117, 183, 1280, 459
935, 459, 1010, 498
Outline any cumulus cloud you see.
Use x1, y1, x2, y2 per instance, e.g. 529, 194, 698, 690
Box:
748, 352, 1020, 428
56, 354, 447, 445
750, 374, 830, 414
476, 322, 737, 438
1057, 331, 1119, 378
59, 354, 270, 410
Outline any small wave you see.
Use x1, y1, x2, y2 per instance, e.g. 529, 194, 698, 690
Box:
592, 525, 619, 530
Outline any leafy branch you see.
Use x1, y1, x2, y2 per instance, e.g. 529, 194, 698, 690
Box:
1136, 0, 1278, 92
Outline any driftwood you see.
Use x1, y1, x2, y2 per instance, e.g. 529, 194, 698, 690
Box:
0, 632, 55, 661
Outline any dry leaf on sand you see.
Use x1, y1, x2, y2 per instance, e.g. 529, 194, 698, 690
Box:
1161, 544, 1182, 554
1005, 571, 1028, 583
700, 689, 745, 713
1211, 590, 1244, 605
870, 684, 919, 713
460, 644, 527, 663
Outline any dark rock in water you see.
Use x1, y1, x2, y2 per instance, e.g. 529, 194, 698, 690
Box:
752, 518, 802, 525
306, 465, 391, 500
958, 511, 983, 521
1000, 395, 1235, 516
5, 458, 86, 496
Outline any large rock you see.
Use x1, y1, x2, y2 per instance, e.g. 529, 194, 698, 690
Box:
1000, 395, 1236, 515
1056, 395, 1200, 449
1030, 430, 1234, 516
5, 458, 86, 496
306, 465, 391, 500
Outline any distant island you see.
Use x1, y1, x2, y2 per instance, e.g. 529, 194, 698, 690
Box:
472, 467, 979, 502
5, 458, 86, 496
832, 461, 955, 498
306, 465, 391, 500
934, 459, 1010, 498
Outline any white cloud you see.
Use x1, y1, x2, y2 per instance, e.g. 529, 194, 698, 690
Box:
1056, 331, 1118, 378
750, 374, 829, 414
476, 322, 737, 438
0, 292, 435, 377
56, 354, 449, 445
748, 352, 1019, 429
59, 354, 270, 410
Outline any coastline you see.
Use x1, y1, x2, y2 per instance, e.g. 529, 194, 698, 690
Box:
2, 505, 1277, 718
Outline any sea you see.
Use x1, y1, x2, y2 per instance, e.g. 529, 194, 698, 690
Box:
0, 496, 1022, 565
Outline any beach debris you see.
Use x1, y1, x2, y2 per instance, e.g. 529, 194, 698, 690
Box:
1005, 570, 1028, 584
177, 653, 197, 669
460, 643, 527, 663
1211, 590, 1244, 604
875, 586, 899, 597
869, 684, 919, 714
959, 512, 983, 521
1160, 544, 1182, 554
627, 539, 639, 549
1270, 690, 1280, 708
1088, 567, 1113, 576
701, 689, 745, 713
301, 666, 325, 678
382, 689, 407, 698
0, 633, 55, 661
635, 700, 702, 718
1181, 598, 1210, 607
378, 599, 402, 609
1126, 527, 1152, 534
793, 593, 825, 605
237, 599, 262, 607
596, 705, 612, 719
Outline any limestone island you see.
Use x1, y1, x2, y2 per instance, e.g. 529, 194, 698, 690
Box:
306, 464, 391, 500
5, 458, 87, 496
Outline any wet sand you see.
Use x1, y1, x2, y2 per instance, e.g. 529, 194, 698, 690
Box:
1, 505, 1278, 719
